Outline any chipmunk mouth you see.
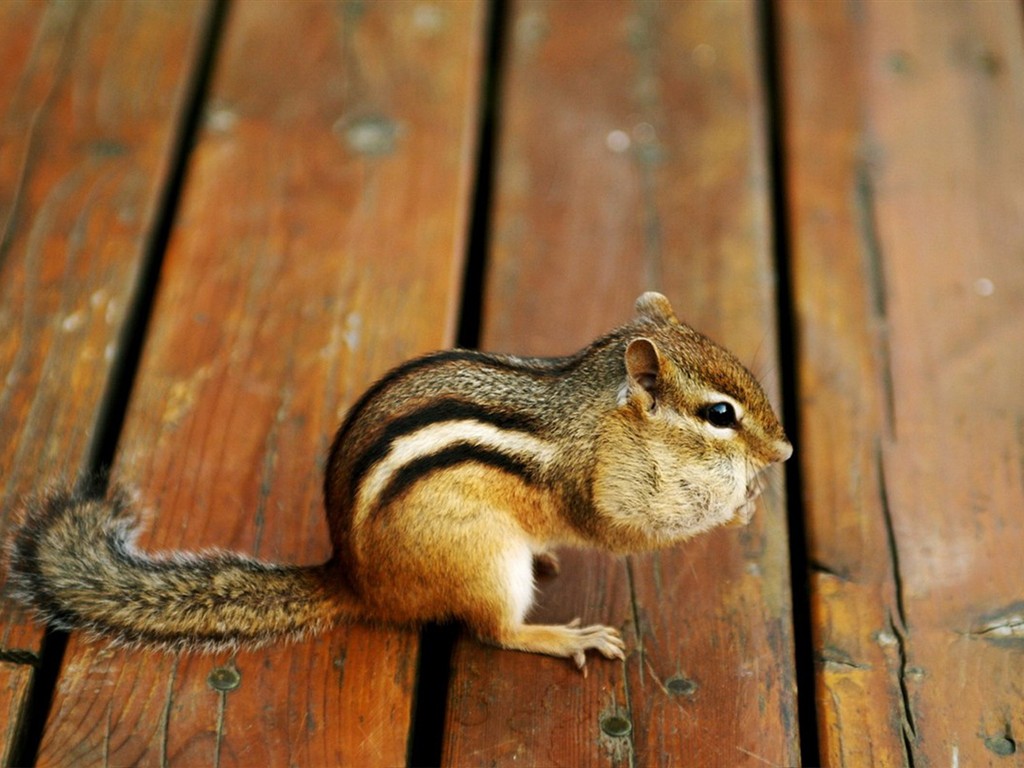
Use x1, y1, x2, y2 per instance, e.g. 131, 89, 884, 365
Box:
726, 478, 764, 527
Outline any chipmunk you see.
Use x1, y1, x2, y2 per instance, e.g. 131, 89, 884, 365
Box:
7, 292, 791, 670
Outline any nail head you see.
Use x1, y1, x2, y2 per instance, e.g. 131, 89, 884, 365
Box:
984, 736, 1016, 756
208, 666, 241, 692
666, 676, 698, 697
600, 715, 632, 738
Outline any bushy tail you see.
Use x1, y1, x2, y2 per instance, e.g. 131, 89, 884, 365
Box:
6, 485, 363, 652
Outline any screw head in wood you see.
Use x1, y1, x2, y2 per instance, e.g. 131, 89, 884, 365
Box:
984, 736, 1016, 756
665, 676, 698, 697
208, 666, 241, 692
600, 715, 632, 738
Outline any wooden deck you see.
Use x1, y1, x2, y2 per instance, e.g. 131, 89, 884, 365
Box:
1, 1, 1022, 765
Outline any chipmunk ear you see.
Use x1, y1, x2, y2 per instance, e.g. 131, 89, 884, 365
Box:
625, 337, 661, 407
634, 292, 678, 324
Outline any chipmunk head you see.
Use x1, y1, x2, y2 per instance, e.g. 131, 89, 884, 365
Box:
592, 292, 792, 550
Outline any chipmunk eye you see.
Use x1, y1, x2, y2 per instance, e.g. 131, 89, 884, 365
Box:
701, 402, 738, 429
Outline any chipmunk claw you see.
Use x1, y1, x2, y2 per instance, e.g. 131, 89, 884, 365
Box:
567, 621, 626, 673
573, 650, 588, 674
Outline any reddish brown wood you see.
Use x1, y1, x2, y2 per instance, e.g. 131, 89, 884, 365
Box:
35, 1, 485, 765
444, 1, 797, 764
0, 661, 33, 764
782, 0, 1024, 764
0, 1, 211, 762
777, 4, 906, 763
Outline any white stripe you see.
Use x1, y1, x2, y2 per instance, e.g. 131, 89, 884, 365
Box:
355, 420, 555, 520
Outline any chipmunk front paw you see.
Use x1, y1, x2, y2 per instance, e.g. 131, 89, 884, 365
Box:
564, 618, 626, 672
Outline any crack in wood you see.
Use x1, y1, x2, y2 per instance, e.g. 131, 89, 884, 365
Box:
809, 559, 852, 582
209, 657, 239, 768
855, 159, 897, 440
876, 446, 908, 633
212, 680, 227, 768
887, 612, 918, 768
103, 699, 112, 768
966, 601, 1024, 646
0, 2, 81, 271
877, 444, 919, 766
159, 655, 179, 768
818, 647, 871, 671
854, 160, 888, 320
621, 556, 640, 766
971, 617, 1024, 638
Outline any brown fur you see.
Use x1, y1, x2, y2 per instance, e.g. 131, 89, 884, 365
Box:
7, 293, 791, 670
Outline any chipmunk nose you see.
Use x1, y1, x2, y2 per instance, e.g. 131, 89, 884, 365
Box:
773, 439, 794, 463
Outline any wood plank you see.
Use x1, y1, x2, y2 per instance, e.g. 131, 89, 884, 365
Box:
0, 661, 34, 764
0, 1, 212, 762
781, 0, 1024, 764
444, 1, 798, 764
777, 3, 906, 762
35, 1, 485, 766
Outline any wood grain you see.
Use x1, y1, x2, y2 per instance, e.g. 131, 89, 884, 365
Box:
35, 1, 485, 765
781, 0, 1024, 764
0, 1, 211, 762
444, 1, 798, 764
0, 661, 34, 767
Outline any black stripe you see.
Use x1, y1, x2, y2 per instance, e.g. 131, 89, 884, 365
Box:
327, 349, 580, 460
325, 350, 534, 506
323, 333, 625, 508
349, 398, 541, 494
375, 443, 542, 511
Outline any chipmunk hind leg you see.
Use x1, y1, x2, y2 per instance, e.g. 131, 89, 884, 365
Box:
460, 540, 626, 672
490, 621, 627, 673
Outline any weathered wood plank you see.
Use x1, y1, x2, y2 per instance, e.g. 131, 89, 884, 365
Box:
0, 661, 33, 765
781, 0, 1024, 764
778, 5, 906, 762
35, 1, 485, 766
0, 1, 212, 762
444, 1, 797, 764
